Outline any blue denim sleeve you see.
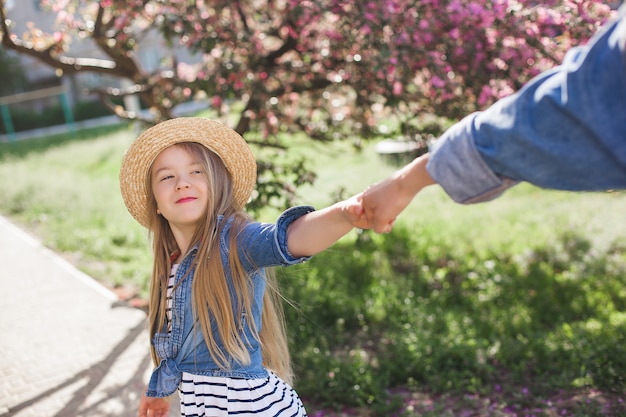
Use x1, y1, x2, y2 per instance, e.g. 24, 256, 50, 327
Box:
237, 206, 315, 270
427, 11, 626, 204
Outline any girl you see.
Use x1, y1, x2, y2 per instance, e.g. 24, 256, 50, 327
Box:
119, 118, 368, 417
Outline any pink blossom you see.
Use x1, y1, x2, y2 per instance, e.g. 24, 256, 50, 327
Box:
393, 80, 403, 95
478, 85, 493, 107
177, 63, 199, 82
430, 76, 445, 89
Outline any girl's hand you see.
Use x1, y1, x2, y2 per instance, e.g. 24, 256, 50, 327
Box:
137, 387, 172, 417
340, 193, 370, 230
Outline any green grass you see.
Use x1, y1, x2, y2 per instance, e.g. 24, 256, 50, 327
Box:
1, 124, 625, 416
0, 124, 152, 291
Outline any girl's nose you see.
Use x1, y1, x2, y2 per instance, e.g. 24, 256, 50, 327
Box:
176, 177, 191, 190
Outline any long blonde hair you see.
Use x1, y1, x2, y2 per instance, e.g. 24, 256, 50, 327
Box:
145, 142, 293, 384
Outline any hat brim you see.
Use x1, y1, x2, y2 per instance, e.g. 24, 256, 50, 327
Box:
119, 118, 257, 228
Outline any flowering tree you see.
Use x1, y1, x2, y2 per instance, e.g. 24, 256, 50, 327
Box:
335, 0, 616, 134
0, 0, 615, 206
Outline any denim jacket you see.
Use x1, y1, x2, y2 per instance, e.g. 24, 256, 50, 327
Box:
146, 205, 315, 398
427, 8, 626, 204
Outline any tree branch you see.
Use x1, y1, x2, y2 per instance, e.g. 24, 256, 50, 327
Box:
0, 2, 131, 77
234, 2, 251, 34
91, 87, 155, 124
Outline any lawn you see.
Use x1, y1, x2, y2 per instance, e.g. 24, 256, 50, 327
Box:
1, 123, 625, 416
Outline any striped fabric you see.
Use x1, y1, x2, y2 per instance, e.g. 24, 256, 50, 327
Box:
178, 372, 308, 416
166, 265, 308, 416
166, 264, 178, 333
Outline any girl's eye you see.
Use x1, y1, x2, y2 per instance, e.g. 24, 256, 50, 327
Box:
160, 175, 174, 182
191, 169, 203, 175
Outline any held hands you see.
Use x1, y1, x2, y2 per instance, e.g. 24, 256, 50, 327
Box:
358, 177, 412, 233
339, 193, 370, 230
287, 154, 434, 256
339, 185, 413, 233
359, 154, 435, 233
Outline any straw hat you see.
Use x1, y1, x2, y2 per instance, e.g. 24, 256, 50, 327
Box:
119, 117, 257, 228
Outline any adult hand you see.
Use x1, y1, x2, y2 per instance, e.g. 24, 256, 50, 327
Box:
360, 178, 407, 233
361, 154, 435, 233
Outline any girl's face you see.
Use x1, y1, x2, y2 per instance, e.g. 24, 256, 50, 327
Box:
151, 145, 209, 233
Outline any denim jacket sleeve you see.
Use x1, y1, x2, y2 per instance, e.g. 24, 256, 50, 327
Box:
427, 10, 626, 204
236, 205, 316, 270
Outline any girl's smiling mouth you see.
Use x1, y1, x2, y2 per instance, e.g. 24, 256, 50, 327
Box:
176, 197, 197, 204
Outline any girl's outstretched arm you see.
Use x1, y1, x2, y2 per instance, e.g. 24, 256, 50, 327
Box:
286, 194, 369, 257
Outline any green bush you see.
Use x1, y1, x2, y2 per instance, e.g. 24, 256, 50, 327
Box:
281, 225, 626, 411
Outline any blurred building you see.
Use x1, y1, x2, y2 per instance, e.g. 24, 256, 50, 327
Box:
1, 0, 198, 119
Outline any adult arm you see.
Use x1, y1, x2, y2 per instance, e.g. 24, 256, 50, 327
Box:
362, 11, 626, 232
428, 11, 626, 204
